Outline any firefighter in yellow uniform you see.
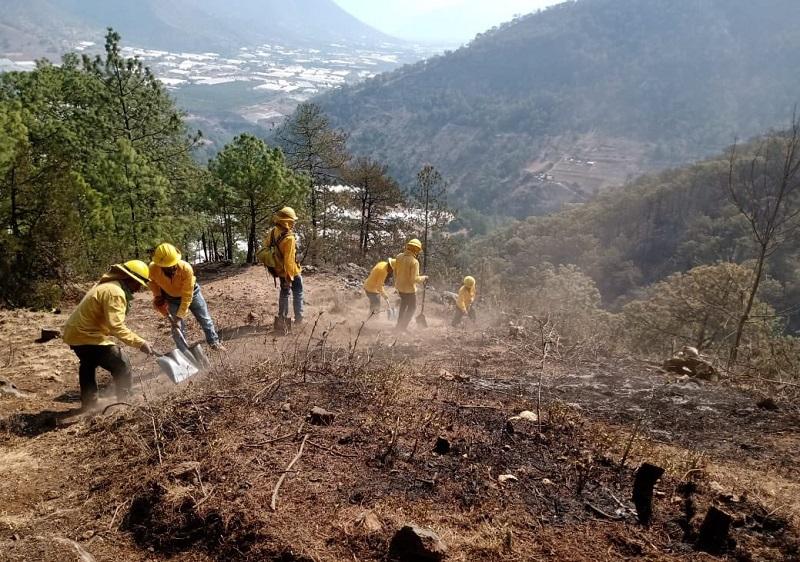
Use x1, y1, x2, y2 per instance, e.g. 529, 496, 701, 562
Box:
394, 239, 428, 331
452, 275, 477, 326
363, 258, 396, 315
149, 242, 224, 351
62, 260, 154, 410
264, 207, 303, 325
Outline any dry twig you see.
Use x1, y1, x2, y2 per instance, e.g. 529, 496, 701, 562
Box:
270, 433, 309, 511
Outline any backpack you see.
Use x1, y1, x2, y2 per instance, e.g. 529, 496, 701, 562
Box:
257, 229, 291, 277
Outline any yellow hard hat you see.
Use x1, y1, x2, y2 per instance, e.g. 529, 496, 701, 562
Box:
406, 238, 423, 252
153, 243, 181, 268
463, 275, 476, 288
275, 206, 298, 221
114, 260, 151, 287
387, 258, 396, 270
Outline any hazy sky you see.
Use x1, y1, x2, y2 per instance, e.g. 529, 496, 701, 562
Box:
334, 0, 562, 44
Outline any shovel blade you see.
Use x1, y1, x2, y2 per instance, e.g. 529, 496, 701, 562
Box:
415, 313, 428, 327
189, 344, 211, 370
157, 349, 199, 384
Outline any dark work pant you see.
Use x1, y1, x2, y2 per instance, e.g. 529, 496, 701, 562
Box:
365, 291, 381, 314
279, 275, 304, 320
452, 307, 476, 327
396, 292, 417, 330
70, 345, 132, 405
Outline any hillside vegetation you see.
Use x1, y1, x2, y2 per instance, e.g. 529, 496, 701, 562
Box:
318, 0, 800, 215
0, 0, 395, 58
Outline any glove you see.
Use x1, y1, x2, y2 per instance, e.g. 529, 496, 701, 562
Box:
140, 341, 155, 355
420, 276, 429, 283
280, 277, 291, 289
153, 295, 166, 307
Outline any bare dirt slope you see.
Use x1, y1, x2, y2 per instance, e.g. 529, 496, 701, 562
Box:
0, 265, 798, 561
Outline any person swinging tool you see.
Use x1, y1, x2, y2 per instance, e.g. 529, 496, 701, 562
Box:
452, 275, 477, 327
62, 260, 155, 411
149, 243, 225, 351
393, 238, 428, 332
363, 258, 396, 316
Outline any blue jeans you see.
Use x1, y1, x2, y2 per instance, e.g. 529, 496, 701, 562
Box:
166, 283, 220, 349
279, 275, 304, 321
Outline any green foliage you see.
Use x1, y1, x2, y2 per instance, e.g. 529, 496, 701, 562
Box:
0, 30, 205, 307
276, 102, 349, 263
209, 134, 307, 263
622, 263, 780, 357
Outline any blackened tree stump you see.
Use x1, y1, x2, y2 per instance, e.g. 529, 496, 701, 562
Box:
632, 462, 664, 525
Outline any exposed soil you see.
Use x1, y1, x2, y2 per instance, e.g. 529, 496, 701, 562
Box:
0, 264, 798, 561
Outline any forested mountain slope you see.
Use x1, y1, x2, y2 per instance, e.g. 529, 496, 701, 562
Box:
473, 133, 800, 330
319, 0, 800, 215
0, 0, 396, 58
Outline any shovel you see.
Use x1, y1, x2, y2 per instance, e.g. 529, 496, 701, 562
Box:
415, 284, 428, 328
385, 297, 398, 321
155, 314, 211, 383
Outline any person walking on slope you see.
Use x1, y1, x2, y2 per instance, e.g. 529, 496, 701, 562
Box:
62, 260, 155, 410
265, 207, 304, 326
363, 258, 396, 315
394, 238, 428, 331
452, 275, 477, 327
149, 243, 225, 351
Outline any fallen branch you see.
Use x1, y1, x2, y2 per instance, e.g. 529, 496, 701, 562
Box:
585, 502, 623, 521
101, 401, 132, 415
306, 439, 358, 458
240, 432, 295, 448
270, 433, 309, 511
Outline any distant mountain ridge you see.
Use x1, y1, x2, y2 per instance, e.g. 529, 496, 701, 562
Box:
317, 0, 800, 216
0, 0, 398, 59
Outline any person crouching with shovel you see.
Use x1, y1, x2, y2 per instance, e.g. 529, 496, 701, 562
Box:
62, 260, 155, 411
149, 243, 225, 352
394, 238, 428, 332
363, 258, 396, 317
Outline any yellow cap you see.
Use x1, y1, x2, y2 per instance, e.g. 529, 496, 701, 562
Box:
463, 275, 476, 288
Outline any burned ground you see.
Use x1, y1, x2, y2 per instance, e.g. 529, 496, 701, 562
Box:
0, 265, 798, 561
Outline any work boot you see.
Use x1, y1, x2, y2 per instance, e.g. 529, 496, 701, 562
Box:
79, 395, 99, 413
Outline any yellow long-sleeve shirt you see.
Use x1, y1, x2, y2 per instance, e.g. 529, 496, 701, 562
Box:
364, 261, 391, 298
456, 285, 476, 312
149, 260, 195, 318
394, 250, 425, 294
62, 280, 145, 348
264, 225, 302, 280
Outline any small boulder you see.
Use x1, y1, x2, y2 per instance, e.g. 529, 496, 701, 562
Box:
34, 328, 61, 343
309, 406, 335, 426
505, 410, 539, 434
498, 474, 518, 484
355, 510, 383, 533
389, 525, 447, 562
0, 379, 29, 398
756, 397, 778, 411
